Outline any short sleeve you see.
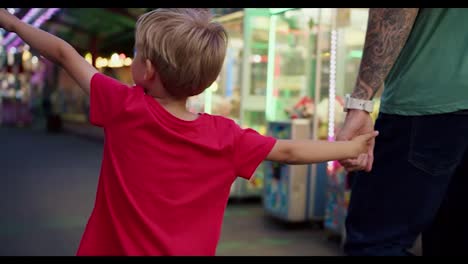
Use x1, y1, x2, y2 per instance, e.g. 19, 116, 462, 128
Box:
89, 73, 131, 127
233, 125, 277, 180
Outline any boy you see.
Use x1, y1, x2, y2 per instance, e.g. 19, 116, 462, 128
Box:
0, 8, 377, 256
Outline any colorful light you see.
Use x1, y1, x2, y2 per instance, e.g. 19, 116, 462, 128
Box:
252, 54, 262, 63
328, 29, 337, 141
1, 8, 19, 35
3, 8, 43, 46
84, 53, 93, 65
95, 53, 133, 68
108, 53, 121, 68
95, 57, 108, 68
7, 8, 60, 50
31, 56, 38, 65
22, 50, 32, 61
123, 57, 132, 66
327, 29, 338, 172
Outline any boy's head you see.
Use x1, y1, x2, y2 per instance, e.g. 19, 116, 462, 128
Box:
133, 8, 228, 99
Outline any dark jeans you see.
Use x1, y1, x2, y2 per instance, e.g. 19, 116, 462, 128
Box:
344, 112, 468, 256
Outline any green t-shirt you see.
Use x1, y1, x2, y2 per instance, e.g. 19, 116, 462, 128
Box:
380, 8, 468, 115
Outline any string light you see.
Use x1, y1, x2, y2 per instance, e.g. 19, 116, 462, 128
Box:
3, 8, 43, 47
327, 29, 338, 172
84, 53, 93, 65
123, 57, 132, 66
96, 53, 133, 68
8, 8, 60, 49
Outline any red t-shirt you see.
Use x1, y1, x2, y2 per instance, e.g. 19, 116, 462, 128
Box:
76, 73, 276, 256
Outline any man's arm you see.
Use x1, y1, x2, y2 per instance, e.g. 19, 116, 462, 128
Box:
336, 8, 419, 172
0, 9, 97, 95
266, 131, 378, 165
352, 8, 419, 100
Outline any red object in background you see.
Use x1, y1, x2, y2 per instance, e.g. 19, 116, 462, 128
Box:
287, 96, 315, 119
293, 96, 314, 109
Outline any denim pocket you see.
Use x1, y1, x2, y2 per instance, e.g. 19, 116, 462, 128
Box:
408, 115, 466, 178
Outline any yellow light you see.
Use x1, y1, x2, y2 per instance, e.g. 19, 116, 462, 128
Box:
96, 57, 108, 68
95, 57, 101, 67
95, 57, 102, 68
22, 50, 32, 62
124, 57, 132, 66
108, 53, 123, 68
111, 53, 119, 61
101, 58, 108, 67
85, 53, 93, 65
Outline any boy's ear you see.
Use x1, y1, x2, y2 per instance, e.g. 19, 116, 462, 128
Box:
143, 59, 156, 80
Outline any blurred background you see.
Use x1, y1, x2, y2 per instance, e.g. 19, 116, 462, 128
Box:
0, 8, 397, 256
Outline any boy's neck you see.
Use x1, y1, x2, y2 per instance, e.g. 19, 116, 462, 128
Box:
153, 94, 199, 122
144, 84, 199, 121
157, 97, 200, 121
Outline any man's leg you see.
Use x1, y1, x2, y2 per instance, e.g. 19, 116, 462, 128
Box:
422, 149, 468, 256
344, 113, 468, 256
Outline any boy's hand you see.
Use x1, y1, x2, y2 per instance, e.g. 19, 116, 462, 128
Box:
351, 131, 379, 158
2, 8, 98, 95
336, 110, 376, 172
0, 8, 18, 31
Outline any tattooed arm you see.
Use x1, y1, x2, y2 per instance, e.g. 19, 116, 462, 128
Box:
352, 8, 419, 100
336, 8, 419, 172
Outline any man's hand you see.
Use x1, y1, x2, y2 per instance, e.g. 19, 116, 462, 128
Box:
0, 8, 19, 31
336, 110, 375, 172
350, 130, 379, 158
335, 9, 419, 172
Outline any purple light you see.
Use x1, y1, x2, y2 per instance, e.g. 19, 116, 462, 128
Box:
2, 8, 43, 46
6, 8, 61, 51
32, 8, 59, 27
9, 37, 22, 48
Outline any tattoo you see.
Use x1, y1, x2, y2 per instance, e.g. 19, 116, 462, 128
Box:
352, 8, 419, 100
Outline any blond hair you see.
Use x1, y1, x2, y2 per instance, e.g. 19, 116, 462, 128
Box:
135, 8, 228, 99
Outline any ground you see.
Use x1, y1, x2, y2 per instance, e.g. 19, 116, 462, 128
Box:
0, 126, 342, 256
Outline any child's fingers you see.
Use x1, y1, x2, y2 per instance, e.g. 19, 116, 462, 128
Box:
360, 130, 379, 141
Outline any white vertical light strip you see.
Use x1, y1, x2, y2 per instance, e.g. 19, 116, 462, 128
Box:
327, 29, 338, 172
328, 29, 337, 142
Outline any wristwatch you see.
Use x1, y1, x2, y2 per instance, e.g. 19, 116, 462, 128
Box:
343, 94, 374, 113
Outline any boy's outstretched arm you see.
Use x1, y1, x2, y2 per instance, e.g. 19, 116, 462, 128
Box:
266, 131, 378, 165
0, 9, 97, 95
